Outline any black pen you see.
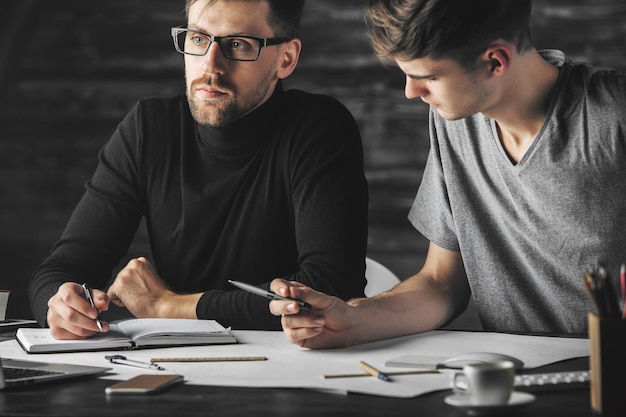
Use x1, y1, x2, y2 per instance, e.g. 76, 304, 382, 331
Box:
81, 283, 103, 331
228, 280, 312, 311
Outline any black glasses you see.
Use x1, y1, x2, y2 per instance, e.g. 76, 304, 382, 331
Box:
171, 27, 289, 62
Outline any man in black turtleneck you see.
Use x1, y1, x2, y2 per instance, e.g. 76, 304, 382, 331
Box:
30, 0, 368, 338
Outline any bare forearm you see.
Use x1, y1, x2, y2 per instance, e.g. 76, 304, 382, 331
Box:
272, 245, 468, 350
345, 272, 458, 345
157, 293, 203, 319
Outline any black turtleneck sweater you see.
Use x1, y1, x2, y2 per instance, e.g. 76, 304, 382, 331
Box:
29, 85, 368, 330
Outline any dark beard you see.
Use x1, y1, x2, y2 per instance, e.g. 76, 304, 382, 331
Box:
186, 75, 273, 127
187, 94, 240, 127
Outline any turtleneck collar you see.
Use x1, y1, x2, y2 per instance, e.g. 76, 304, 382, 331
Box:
195, 81, 284, 156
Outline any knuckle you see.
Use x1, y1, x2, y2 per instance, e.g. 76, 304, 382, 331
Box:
121, 260, 140, 275
115, 270, 133, 286
64, 308, 80, 323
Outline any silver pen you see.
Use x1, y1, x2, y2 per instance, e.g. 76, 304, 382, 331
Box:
81, 283, 103, 331
228, 279, 312, 310
105, 355, 165, 371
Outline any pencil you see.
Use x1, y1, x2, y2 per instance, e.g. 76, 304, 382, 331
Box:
619, 264, 626, 319
150, 356, 267, 362
356, 361, 391, 382
584, 272, 600, 314
321, 369, 439, 379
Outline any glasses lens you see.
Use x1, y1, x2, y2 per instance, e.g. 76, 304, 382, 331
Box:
217, 37, 261, 61
175, 29, 210, 56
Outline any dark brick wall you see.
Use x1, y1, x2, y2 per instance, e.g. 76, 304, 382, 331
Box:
1, 0, 625, 326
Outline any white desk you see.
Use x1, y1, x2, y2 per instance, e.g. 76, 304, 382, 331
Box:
1, 329, 589, 398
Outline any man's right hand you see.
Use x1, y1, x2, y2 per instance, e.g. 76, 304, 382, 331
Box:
268, 279, 357, 349
46, 282, 109, 339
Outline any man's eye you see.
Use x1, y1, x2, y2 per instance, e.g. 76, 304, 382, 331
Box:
227, 38, 253, 51
191, 35, 207, 45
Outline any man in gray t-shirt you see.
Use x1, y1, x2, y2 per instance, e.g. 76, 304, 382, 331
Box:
269, 0, 626, 348
410, 49, 626, 334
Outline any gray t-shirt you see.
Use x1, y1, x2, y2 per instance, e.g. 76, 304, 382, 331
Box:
409, 50, 626, 333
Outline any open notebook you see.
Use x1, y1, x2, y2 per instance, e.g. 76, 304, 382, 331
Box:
17, 318, 236, 353
0, 355, 110, 389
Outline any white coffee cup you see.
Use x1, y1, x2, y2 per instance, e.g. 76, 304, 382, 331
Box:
452, 360, 515, 406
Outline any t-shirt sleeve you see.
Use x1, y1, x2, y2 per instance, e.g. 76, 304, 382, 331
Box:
408, 109, 460, 252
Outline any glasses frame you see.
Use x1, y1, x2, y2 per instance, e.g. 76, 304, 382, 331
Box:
171, 27, 289, 62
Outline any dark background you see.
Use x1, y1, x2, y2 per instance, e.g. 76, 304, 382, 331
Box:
1, 0, 625, 327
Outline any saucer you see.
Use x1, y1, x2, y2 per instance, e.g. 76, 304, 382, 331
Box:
444, 391, 535, 415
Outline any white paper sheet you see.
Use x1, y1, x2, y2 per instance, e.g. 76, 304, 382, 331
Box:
0, 329, 589, 398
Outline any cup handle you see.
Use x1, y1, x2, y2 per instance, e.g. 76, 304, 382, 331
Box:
452, 372, 470, 395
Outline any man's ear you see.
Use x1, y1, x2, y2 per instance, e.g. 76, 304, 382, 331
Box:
276, 38, 302, 79
482, 42, 512, 76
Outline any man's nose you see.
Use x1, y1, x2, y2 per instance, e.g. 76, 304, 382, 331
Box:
201, 41, 226, 74
405, 78, 428, 99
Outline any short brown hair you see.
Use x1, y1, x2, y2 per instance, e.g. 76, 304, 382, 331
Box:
184, 0, 305, 39
366, 0, 533, 69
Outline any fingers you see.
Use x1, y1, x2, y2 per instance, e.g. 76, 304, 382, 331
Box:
106, 257, 150, 302
280, 313, 324, 337
272, 284, 334, 316
47, 283, 109, 339
269, 299, 298, 316
48, 310, 104, 340
92, 288, 110, 313
269, 279, 299, 316
267, 279, 338, 347
281, 326, 323, 347
271, 301, 326, 347
269, 278, 294, 295
109, 257, 162, 294
107, 256, 176, 317
280, 311, 349, 349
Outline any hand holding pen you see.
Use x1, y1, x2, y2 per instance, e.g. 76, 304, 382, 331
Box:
228, 280, 312, 311
81, 283, 104, 331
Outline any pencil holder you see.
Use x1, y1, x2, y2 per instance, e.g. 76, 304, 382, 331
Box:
588, 313, 626, 415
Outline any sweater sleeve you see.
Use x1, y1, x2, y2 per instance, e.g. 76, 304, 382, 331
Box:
29, 104, 144, 326
285, 94, 369, 296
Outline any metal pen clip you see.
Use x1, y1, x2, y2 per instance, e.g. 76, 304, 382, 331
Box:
105, 354, 165, 371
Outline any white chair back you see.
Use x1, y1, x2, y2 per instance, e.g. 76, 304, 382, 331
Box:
364, 257, 400, 297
